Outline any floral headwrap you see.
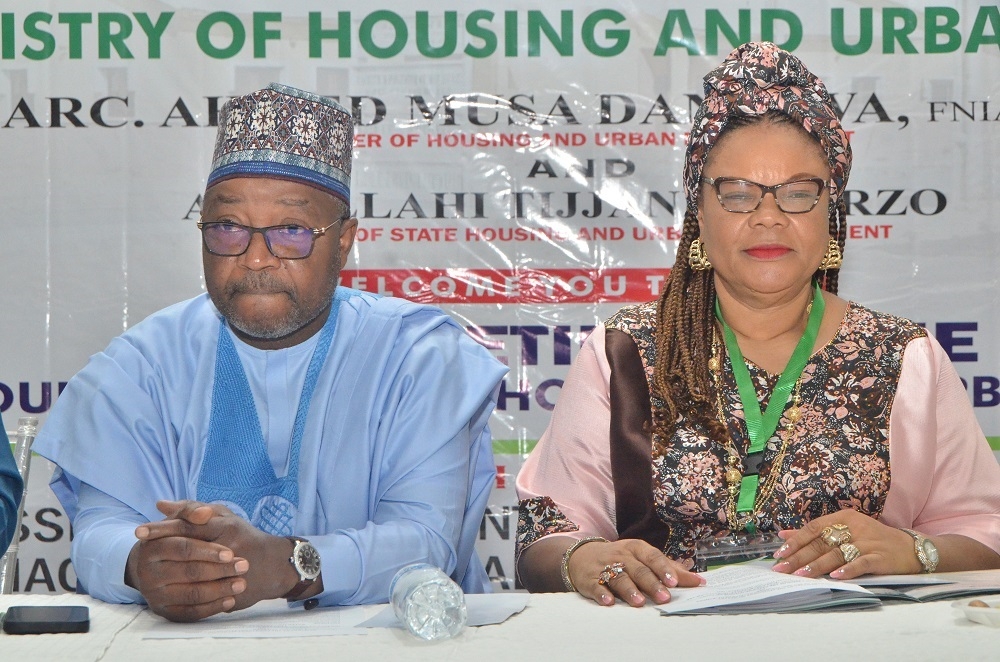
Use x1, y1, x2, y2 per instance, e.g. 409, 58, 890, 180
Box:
683, 42, 852, 213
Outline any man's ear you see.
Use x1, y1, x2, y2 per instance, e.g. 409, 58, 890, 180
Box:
339, 217, 359, 264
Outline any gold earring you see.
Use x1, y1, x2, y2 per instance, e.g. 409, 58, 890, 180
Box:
688, 238, 712, 271
818, 238, 843, 270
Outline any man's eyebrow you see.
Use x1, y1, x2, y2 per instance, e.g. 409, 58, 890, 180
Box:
211, 193, 243, 204
276, 197, 312, 207
207, 194, 312, 206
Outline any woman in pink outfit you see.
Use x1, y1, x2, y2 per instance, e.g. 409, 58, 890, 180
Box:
515, 42, 1000, 608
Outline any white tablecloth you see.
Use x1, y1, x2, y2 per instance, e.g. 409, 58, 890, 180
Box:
3, 588, 1000, 660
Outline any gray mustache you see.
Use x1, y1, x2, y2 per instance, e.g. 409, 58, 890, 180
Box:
226, 273, 294, 299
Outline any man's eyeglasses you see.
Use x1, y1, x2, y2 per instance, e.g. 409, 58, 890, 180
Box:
197, 219, 343, 259
703, 177, 828, 214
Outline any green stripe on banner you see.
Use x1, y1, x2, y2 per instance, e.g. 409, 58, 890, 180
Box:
492, 439, 538, 455
988, 437, 1000, 451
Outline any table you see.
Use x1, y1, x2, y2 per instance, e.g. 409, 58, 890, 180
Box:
2, 589, 999, 661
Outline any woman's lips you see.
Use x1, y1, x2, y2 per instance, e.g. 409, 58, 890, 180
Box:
745, 245, 791, 260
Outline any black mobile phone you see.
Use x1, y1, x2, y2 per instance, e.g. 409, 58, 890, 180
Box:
2, 605, 90, 635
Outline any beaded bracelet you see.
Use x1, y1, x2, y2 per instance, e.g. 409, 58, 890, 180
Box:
560, 536, 609, 592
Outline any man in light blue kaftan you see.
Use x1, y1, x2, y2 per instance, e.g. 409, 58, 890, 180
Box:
33, 84, 507, 621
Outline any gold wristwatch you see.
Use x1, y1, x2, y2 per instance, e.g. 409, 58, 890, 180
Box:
901, 528, 939, 573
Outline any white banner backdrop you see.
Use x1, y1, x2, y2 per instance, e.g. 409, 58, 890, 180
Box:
1, 0, 998, 593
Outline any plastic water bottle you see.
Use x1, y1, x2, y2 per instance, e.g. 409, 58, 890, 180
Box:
390, 563, 468, 641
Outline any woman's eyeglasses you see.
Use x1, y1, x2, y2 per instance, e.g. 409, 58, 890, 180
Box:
704, 177, 828, 214
197, 219, 343, 259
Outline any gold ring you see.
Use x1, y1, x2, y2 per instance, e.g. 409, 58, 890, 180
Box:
821, 524, 852, 547
597, 562, 626, 586
839, 542, 861, 563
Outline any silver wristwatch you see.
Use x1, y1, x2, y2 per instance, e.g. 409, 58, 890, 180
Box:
284, 537, 321, 600
901, 528, 939, 573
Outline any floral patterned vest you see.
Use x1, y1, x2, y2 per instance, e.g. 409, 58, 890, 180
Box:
603, 301, 926, 560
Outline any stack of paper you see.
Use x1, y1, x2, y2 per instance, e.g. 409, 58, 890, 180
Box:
657, 564, 880, 615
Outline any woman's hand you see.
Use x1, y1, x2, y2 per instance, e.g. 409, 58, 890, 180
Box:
771, 509, 922, 579
567, 538, 704, 607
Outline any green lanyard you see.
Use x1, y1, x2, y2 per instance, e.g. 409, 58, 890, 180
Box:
714, 282, 825, 530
